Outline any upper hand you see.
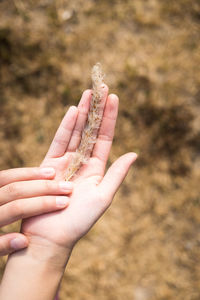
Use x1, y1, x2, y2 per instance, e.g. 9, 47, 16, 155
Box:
21, 86, 137, 253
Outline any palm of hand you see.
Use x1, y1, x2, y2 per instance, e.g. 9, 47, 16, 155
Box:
22, 154, 106, 248
22, 88, 136, 249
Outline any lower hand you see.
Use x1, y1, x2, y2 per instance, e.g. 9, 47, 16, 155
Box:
0, 87, 137, 300
0, 167, 73, 256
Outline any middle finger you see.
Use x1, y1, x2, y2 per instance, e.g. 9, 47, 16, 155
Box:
0, 180, 73, 205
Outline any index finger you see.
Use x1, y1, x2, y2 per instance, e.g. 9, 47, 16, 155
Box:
0, 167, 55, 188
45, 106, 78, 159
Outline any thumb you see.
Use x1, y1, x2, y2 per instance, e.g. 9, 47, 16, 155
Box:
0, 233, 28, 256
99, 152, 137, 202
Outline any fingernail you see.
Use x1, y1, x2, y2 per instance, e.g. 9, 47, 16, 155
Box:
56, 196, 69, 207
59, 181, 73, 191
10, 238, 27, 250
40, 167, 55, 177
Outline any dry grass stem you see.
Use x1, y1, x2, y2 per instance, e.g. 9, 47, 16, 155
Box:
65, 63, 105, 181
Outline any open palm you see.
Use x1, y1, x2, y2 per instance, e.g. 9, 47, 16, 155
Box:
22, 86, 137, 249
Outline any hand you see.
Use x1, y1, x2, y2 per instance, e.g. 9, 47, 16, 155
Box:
0, 167, 73, 256
21, 86, 137, 255
0, 86, 137, 300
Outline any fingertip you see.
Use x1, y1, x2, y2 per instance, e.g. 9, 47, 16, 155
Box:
114, 153, 137, 173
107, 94, 119, 113
70, 105, 77, 110
78, 90, 92, 111
62, 105, 78, 126
66, 106, 79, 125
129, 152, 138, 161
10, 236, 28, 250
109, 93, 119, 103
124, 152, 138, 167
68, 105, 78, 114
119, 152, 138, 163
83, 89, 92, 95
80, 89, 92, 103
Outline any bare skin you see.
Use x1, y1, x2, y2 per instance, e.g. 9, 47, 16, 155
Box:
0, 86, 137, 300
0, 167, 72, 256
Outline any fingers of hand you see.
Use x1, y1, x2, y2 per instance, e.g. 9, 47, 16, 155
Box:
92, 93, 119, 164
0, 233, 28, 256
0, 180, 73, 205
67, 89, 92, 152
0, 167, 56, 188
45, 106, 78, 159
0, 196, 70, 227
99, 153, 138, 203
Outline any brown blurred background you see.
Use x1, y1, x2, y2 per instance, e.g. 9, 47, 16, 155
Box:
0, 0, 200, 299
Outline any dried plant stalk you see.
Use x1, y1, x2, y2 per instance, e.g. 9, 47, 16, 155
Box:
65, 63, 105, 181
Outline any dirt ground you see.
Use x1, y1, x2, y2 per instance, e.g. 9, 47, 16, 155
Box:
0, 1, 200, 299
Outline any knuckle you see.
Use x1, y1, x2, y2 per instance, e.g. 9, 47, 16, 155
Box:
7, 183, 20, 198
44, 180, 53, 191
25, 167, 38, 178
98, 189, 111, 208
41, 197, 53, 211
72, 128, 81, 137
10, 201, 24, 219
54, 136, 67, 146
31, 167, 39, 175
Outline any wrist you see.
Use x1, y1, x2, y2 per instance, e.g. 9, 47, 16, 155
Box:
0, 236, 73, 300
20, 234, 73, 272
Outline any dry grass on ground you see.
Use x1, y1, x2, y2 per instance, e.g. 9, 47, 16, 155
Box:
0, 1, 200, 299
